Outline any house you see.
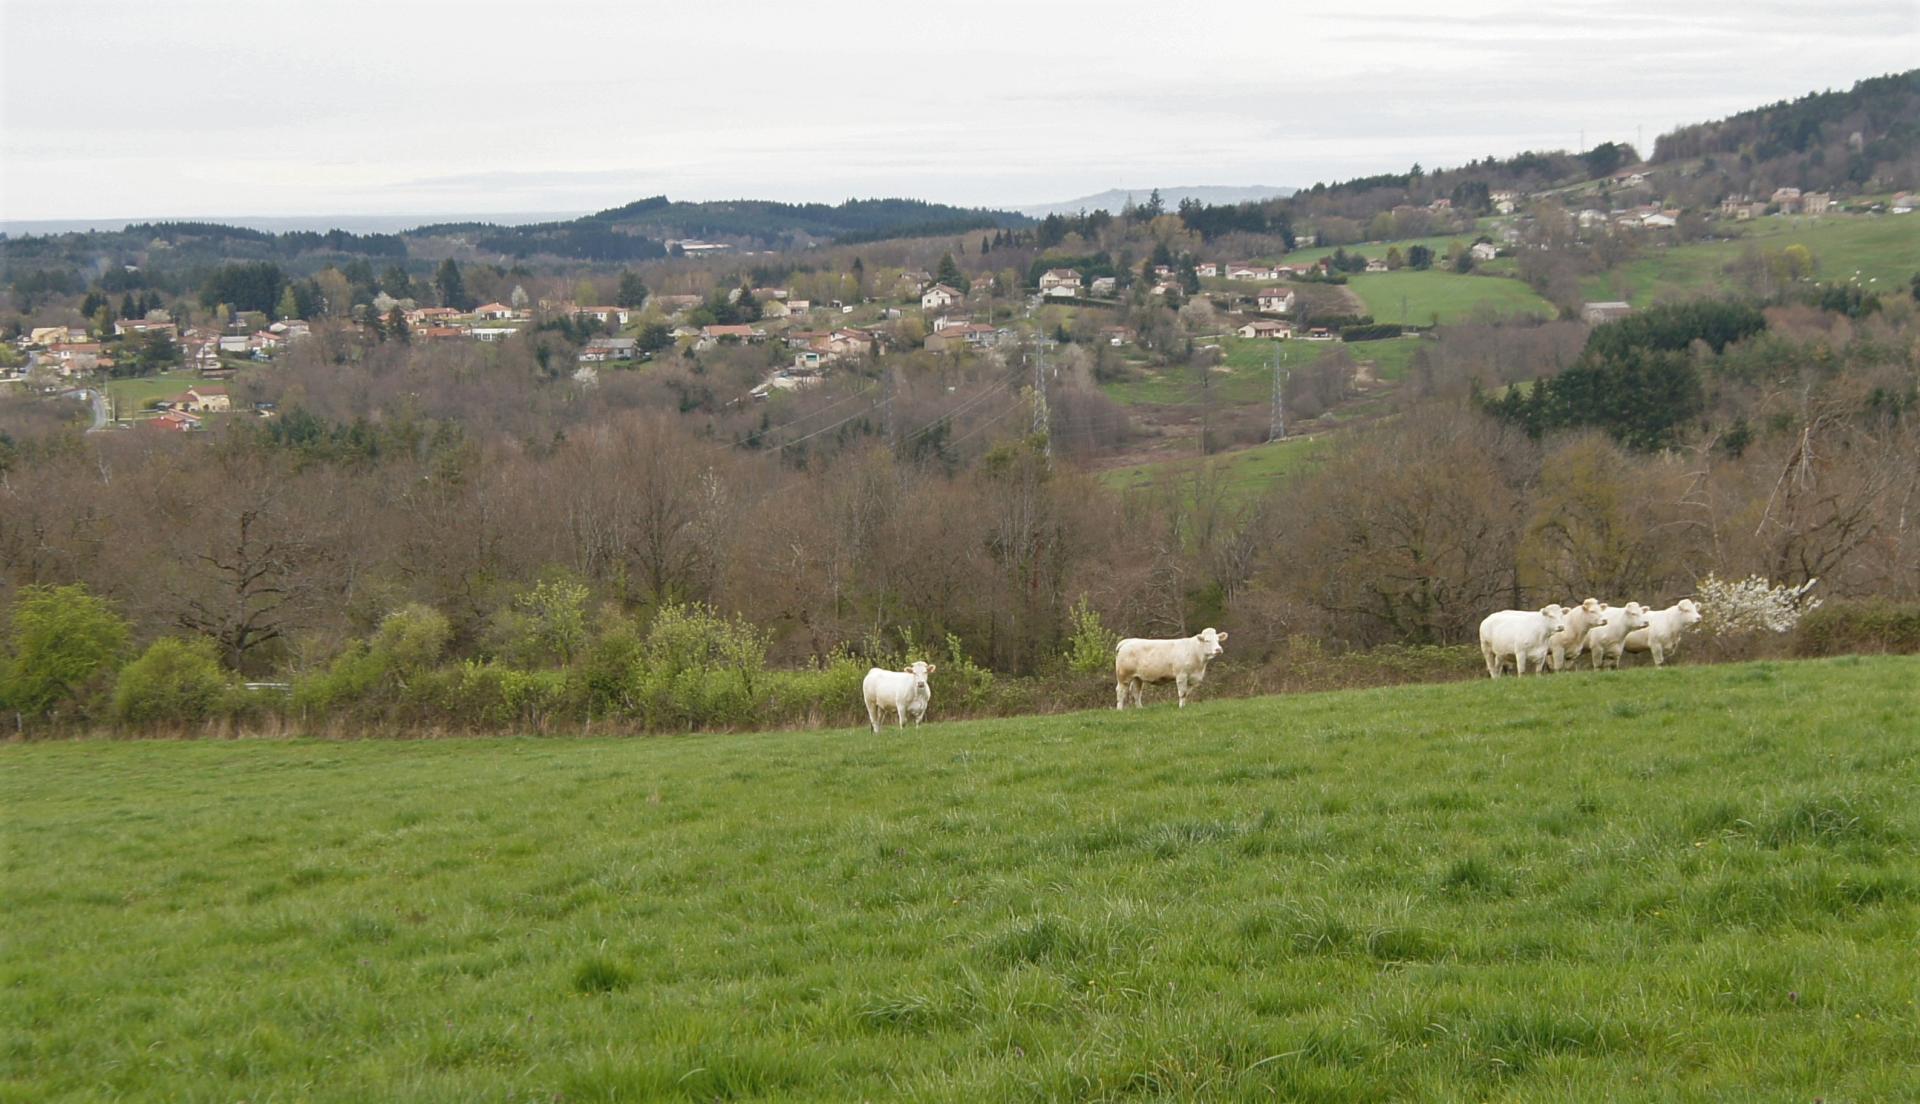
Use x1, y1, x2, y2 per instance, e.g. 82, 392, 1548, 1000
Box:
574, 306, 637, 326
1365, 258, 1389, 273
249, 331, 284, 357
1576, 208, 1609, 229
1255, 288, 1296, 314
1470, 241, 1500, 261
29, 326, 84, 347
474, 302, 517, 320
1582, 301, 1633, 324
924, 323, 1001, 353
759, 299, 793, 319
1638, 212, 1677, 229
114, 318, 178, 339
1037, 268, 1082, 293
1041, 284, 1079, 299
167, 385, 231, 413
1194, 261, 1220, 278
1237, 319, 1293, 340
1491, 190, 1519, 214
827, 328, 877, 357
921, 283, 963, 310
470, 327, 520, 343
47, 341, 103, 364
579, 337, 638, 362
1802, 192, 1832, 215
785, 299, 812, 315
1303, 326, 1336, 341
1226, 263, 1278, 281
1612, 169, 1649, 187
1770, 187, 1803, 211
218, 335, 252, 354
269, 319, 312, 340
417, 326, 464, 341
142, 410, 201, 432
1089, 276, 1118, 297
405, 307, 461, 328
1098, 325, 1134, 346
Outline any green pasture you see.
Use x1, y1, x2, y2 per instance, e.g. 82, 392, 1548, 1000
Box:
1345, 271, 1557, 326
1098, 432, 1331, 498
7, 656, 1917, 1102
1581, 214, 1920, 306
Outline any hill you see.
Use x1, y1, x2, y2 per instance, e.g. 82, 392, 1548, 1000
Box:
1020, 185, 1295, 219
410, 195, 1031, 259
8, 656, 1916, 1102
1652, 69, 1920, 195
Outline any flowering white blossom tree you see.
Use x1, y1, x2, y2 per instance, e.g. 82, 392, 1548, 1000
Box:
1694, 574, 1821, 636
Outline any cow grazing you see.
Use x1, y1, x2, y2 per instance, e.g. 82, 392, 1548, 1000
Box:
1114, 628, 1228, 708
1479, 605, 1571, 678
1549, 597, 1611, 671
1622, 599, 1703, 667
1582, 601, 1653, 669
862, 661, 935, 733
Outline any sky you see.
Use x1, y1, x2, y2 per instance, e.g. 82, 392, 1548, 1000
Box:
2, 0, 1915, 223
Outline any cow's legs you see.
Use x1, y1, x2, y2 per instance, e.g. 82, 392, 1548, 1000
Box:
1115, 679, 1129, 710
1175, 673, 1190, 707
1482, 644, 1500, 678
866, 699, 881, 734
1650, 642, 1665, 667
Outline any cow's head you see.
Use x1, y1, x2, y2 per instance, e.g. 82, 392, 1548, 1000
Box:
902, 660, 935, 689
1675, 598, 1702, 626
1619, 601, 1652, 632
1580, 597, 1605, 614
1196, 628, 1229, 657
1539, 604, 1570, 636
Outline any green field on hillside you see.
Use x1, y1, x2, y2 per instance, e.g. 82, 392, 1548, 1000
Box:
1099, 432, 1330, 497
104, 369, 207, 414
1345, 271, 1558, 325
9, 657, 1917, 1102
1582, 214, 1920, 305
1101, 339, 1331, 407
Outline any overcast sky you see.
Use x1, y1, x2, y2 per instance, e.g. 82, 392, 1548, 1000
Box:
2, 0, 1915, 222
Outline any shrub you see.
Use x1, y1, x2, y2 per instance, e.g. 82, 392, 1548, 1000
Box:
1, 584, 131, 722
1063, 596, 1119, 674
113, 637, 231, 725
1794, 600, 1920, 656
632, 603, 769, 729
369, 603, 451, 676
1339, 323, 1406, 342
1696, 574, 1821, 636
491, 575, 590, 668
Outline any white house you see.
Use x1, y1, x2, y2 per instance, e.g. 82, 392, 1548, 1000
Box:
921, 283, 962, 310
1470, 241, 1500, 261
1237, 319, 1293, 340
1255, 288, 1295, 313
1037, 268, 1082, 293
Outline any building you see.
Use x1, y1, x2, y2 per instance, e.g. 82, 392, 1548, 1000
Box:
1582, 301, 1633, 324
1037, 269, 1082, 293
1237, 319, 1293, 340
1470, 241, 1500, 261
579, 337, 638, 362
920, 284, 962, 311
1254, 288, 1295, 313
165, 385, 231, 413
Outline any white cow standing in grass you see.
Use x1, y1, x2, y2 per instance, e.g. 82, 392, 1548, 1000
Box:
1479, 605, 1571, 677
862, 661, 935, 733
1623, 599, 1704, 667
1582, 601, 1653, 669
1549, 597, 1612, 671
1114, 629, 1228, 708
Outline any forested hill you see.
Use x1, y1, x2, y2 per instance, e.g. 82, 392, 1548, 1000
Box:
1650, 70, 1919, 192
408, 196, 1030, 259
0, 196, 1030, 276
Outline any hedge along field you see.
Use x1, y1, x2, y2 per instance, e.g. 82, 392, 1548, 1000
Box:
6, 656, 1918, 1103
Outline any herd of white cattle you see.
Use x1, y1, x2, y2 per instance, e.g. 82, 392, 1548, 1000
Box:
859, 603, 1704, 731
1478, 598, 1704, 678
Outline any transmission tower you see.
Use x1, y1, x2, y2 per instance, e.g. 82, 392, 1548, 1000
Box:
1269, 345, 1289, 442
1032, 339, 1051, 461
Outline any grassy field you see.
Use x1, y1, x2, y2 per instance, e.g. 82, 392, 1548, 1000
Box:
1097, 432, 1331, 497
1100, 339, 1330, 407
104, 369, 211, 416
8, 656, 1917, 1102
1581, 214, 1920, 306
1345, 271, 1557, 326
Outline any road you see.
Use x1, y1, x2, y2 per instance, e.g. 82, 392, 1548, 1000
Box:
78, 387, 111, 431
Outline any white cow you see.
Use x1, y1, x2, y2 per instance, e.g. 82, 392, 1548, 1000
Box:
1479, 605, 1571, 678
1549, 597, 1611, 671
862, 661, 935, 732
1114, 628, 1228, 708
1622, 599, 1703, 667
1582, 601, 1653, 669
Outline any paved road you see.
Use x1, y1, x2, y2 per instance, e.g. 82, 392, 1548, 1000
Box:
76, 387, 110, 431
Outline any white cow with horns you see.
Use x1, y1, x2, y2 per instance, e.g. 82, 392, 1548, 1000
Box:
862, 661, 935, 733
1114, 628, 1229, 709
1479, 605, 1572, 677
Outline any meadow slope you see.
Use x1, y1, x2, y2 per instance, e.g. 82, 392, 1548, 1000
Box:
6, 656, 1918, 1102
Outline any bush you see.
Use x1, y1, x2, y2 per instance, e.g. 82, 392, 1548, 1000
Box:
631, 603, 769, 729
113, 637, 232, 725
1340, 323, 1406, 342
1, 584, 131, 723
1063, 597, 1119, 674
1794, 601, 1920, 657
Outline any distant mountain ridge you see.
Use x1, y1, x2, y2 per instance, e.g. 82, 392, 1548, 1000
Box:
1017, 185, 1295, 219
